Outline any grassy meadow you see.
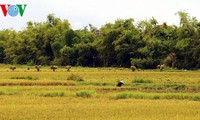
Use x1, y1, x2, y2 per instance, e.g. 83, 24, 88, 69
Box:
0, 64, 200, 120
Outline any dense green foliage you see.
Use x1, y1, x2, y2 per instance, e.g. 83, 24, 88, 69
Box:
0, 11, 200, 69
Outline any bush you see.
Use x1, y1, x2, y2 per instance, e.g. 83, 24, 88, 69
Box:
76, 90, 95, 98
67, 74, 84, 82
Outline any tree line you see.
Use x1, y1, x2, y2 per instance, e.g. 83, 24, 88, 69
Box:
0, 11, 200, 69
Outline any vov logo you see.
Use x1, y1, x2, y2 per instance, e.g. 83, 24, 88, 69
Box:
0, 4, 27, 17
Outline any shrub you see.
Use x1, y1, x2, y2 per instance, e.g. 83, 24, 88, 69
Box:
67, 74, 84, 82
76, 90, 95, 98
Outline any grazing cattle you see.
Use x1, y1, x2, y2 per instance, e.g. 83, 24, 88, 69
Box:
131, 66, 136, 72
164, 53, 176, 68
157, 65, 161, 69
50, 65, 57, 72
160, 64, 165, 71
116, 80, 124, 87
157, 64, 165, 71
65, 65, 71, 72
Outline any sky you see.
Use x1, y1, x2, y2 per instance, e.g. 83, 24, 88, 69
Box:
0, 0, 200, 31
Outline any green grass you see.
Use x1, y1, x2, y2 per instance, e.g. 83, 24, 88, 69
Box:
132, 79, 153, 83
76, 90, 96, 98
131, 83, 189, 91
0, 91, 5, 95
0, 87, 22, 95
39, 91, 65, 97
113, 92, 200, 101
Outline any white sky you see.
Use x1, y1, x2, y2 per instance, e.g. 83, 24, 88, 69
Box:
0, 0, 200, 30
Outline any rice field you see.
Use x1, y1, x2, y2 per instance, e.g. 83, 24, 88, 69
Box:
0, 64, 200, 120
